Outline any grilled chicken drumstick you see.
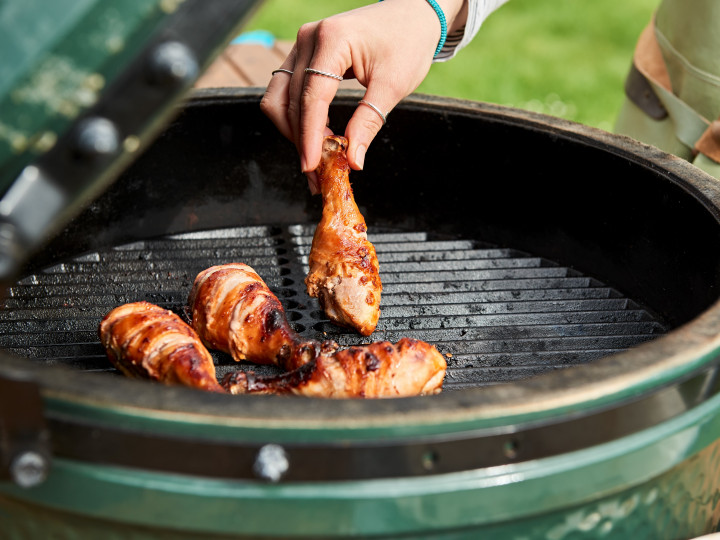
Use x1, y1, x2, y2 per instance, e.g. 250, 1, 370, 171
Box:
189, 263, 325, 371
222, 338, 446, 398
306, 135, 382, 336
99, 301, 225, 393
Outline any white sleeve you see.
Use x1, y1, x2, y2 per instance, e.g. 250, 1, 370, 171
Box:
434, 0, 510, 62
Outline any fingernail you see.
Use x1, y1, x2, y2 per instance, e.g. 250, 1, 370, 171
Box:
306, 171, 320, 195
309, 181, 319, 195
355, 145, 366, 170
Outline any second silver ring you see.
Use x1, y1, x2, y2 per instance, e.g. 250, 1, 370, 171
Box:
304, 68, 343, 81
358, 100, 388, 125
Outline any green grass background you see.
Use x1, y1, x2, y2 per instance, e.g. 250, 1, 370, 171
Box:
245, 0, 658, 131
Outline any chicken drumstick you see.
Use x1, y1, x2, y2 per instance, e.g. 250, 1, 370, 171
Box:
99, 301, 225, 393
189, 263, 325, 371
222, 337, 446, 398
306, 135, 382, 336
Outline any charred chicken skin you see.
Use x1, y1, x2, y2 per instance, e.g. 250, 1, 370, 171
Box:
222, 337, 446, 398
99, 301, 225, 393
306, 135, 382, 336
189, 263, 323, 371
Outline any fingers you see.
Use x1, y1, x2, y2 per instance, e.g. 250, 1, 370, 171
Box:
259, 45, 297, 142
264, 59, 394, 175
261, 66, 328, 196
296, 67, 344, 173
292, 21, 350, 174
262, 21, 347, 176
345, 92, 393, 170
260, 32, 337, 193
260, 1, 435, 185
306, 123, 333, 195
305, 170, 320, 195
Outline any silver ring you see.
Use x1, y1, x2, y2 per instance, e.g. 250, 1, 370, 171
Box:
271, 68, 294, 76
358, 100, 388, 125
304, 67, 343, 81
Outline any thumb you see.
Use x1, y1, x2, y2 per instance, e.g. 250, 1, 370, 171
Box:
344, 95, 391, 170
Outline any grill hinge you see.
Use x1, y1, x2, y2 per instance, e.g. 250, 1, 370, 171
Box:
0, 373, 50, 488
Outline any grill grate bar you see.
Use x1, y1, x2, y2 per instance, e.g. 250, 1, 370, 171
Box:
0, 225, 668, 389
377, 267, 574, 283
377, 249, 529, 263
381, 287, 616, 305
440, 335, 658, 355
9, 266, 285, 289
38, 260, 287, 276
369, 258, 549, 273
383, 277, 598, 293
78, 247, 284, 262
443, 368, 582, 388
0, 332, 104, 347
445, 349, 631, 367
379, 299, 631, 318
346, 322, 665, 341
2, 292, 188, 310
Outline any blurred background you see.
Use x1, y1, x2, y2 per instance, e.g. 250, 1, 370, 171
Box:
245, 0, 658, 131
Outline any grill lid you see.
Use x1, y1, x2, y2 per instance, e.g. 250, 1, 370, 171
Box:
0, 0, 260, 292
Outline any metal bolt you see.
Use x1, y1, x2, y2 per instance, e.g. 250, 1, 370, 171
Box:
75, 117, 120, 158
10, 451, 49, 488
148, 41, 198, 86
421, 450, 438, 471
253, 444, 289, 482
503, 438, 520, 460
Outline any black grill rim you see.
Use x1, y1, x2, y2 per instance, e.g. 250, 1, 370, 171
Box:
3, 90, 720, 435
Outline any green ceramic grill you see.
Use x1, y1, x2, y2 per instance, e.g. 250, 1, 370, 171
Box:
1, 2, 720, 539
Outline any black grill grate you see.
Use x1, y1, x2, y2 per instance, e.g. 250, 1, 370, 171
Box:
0, 225, 666, 390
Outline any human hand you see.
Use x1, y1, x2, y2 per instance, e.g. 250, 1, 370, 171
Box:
260, 0, 466, 193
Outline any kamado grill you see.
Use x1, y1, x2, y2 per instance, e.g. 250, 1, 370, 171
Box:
2, 3, 720, 540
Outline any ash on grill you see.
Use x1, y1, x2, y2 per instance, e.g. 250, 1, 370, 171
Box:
0, 224, 666, 391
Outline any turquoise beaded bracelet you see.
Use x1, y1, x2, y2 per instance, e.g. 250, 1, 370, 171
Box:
379, 0, 448, 58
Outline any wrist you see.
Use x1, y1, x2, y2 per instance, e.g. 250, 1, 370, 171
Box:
435, 0, 466, 33
380, 0, 465, 58
444, 0, 468, 35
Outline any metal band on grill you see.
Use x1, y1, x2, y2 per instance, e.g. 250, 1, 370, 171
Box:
44, 362, 720, 481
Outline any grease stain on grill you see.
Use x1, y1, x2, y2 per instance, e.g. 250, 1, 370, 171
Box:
0, 225, 667, 389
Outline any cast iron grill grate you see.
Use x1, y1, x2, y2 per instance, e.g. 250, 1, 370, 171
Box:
0, 225, 667, 390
